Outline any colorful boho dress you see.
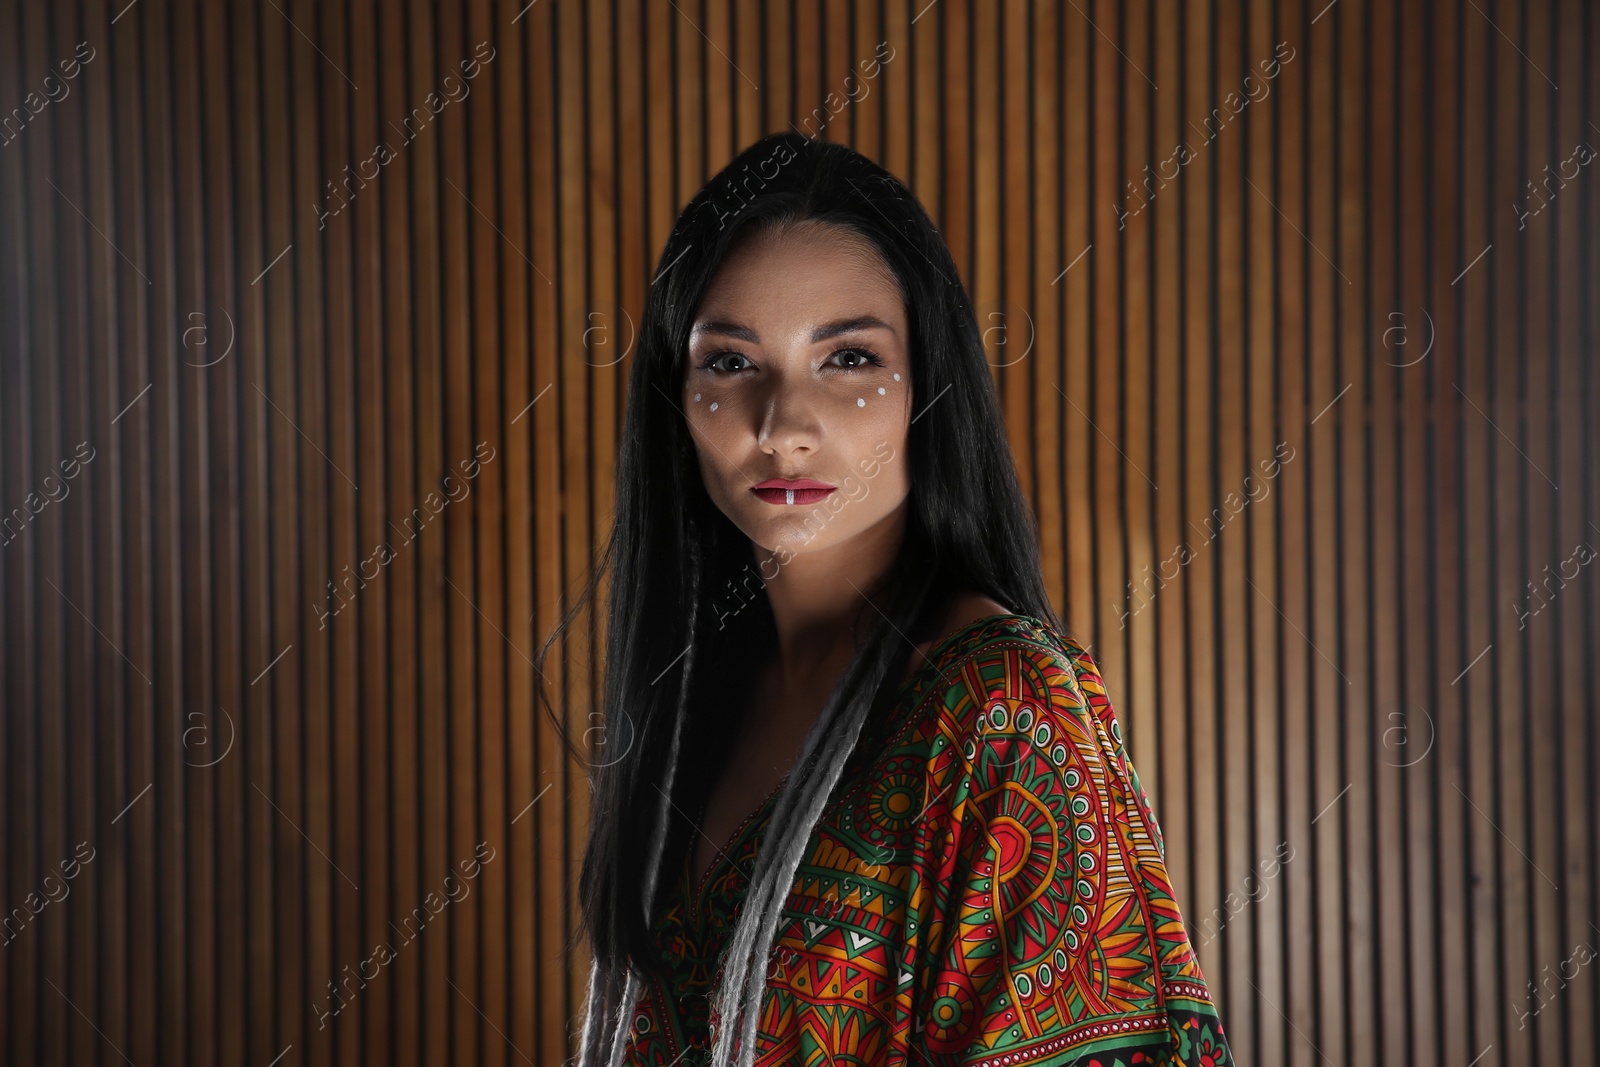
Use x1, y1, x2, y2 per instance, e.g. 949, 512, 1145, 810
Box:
620, 613, 1233, 1067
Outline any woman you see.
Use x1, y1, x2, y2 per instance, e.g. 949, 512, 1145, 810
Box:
546, 132, 1233, 1067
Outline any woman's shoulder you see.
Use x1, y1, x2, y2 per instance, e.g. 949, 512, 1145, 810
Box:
895, 593, 1097, 723
871, 597, 1113, 796
897, 592, 1024, 686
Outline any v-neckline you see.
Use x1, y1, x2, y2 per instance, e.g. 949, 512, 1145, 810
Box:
685, 773, 789, 917
677, 612, 1053, 918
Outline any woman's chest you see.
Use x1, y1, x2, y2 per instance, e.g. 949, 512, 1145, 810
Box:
627, 747, 937, 1067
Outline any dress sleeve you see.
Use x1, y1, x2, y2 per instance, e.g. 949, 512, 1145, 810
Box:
903, 636, 1234, 1067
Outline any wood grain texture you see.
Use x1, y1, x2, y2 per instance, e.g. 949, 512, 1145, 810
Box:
0, 2, 1594, 1065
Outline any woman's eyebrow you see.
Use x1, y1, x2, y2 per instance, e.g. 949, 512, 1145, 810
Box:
690, 315, 896, 345
811, 315, 895, 342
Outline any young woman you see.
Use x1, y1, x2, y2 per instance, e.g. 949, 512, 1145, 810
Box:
546, 132, 1234, 1067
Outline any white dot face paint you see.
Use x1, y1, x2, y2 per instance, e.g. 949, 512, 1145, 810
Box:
877, 387, 886, 395
857, 398, 866, 407
893, 373, 901, 381
694, 393, 702, 402
710, 402, 719, 412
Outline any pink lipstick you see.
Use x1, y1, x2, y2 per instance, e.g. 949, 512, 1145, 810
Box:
751, 478, 836, 505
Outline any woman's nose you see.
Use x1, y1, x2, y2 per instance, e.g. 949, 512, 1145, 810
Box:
755, 376, 825, 454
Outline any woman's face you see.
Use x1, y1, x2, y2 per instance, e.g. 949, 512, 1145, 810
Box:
682, 220, 913, 564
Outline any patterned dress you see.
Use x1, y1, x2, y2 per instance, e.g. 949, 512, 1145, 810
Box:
620, 613, 1233, 1067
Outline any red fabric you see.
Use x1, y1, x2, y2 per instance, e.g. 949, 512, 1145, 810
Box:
621, 614, 1233, 1067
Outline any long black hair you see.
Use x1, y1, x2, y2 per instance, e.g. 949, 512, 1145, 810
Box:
541, 131, 1062, 1067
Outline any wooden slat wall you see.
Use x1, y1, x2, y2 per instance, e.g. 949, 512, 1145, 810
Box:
1, 1, 1595, 1065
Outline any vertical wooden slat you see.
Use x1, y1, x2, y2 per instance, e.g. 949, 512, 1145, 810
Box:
794, 1, 821, 149
526, 0, 567, 1060
1342, 0, 1381, 1060
463, 0, 490, 1037
30, 0, 68, 1060
1215, 29, 1255, 979
1242, 0, 1284, 1058
1085, 0, 1123, 771
1368, 0, 1407, 1058
199, 0, 245, 1058
910, 0, 938, 227
140, 3, 185, 1064
1158, 0, 1196, 991
973, 0, 1000, 347
42, 1, 87, 1064
466, 1, 510, 1064
1270, 3, 1313, 1063
824, 0, 852, 145
1425, 1, 1472, 1064
1213, 0, 1254, 1042
1115, 0, 1152, 806
968, 0, 996, 407
230, 0, 275, 1059
0, 0, 20, 1049
1181, 0, 1225, 1025
1079, 0, 1110, 678
737, 0, 764, 149
1395, 0, 1438, 1052
436, 0, 477, 1058
759, 3, 785, 138
1148, 0, 1188, 964
1305, 0, 1350, 1058
373, 0, 419, 1059
707, 0, 736, 158
1584, 0, 1600, 1047
315, 0, 362, 1062
879, 1, 909, 178
1030, 0, 1064, 622
326, 14, 352, 1046
1522, 4, 1566, 1067
939, 1, 969, 280
82, 0, 134, 1061
495, 0, 538, 1059
858, 0, 881, 154
1459, 0, 1501, 1058
555, 0, 595, 1042
1489, 0, 1530, 1060
264, 2, 305, 1064
337, 0, 382, 1059
1058, 0, 1091, 649
1553, 3, 1597, 1066
410, 0, 450, 1053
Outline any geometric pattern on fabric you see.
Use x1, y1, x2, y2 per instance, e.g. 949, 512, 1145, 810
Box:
619, 613, 1234, 1067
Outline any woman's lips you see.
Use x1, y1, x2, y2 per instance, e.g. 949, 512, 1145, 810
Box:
751, 481, 836, 505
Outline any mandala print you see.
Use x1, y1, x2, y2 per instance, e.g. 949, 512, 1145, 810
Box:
618, 614, 1233, 1067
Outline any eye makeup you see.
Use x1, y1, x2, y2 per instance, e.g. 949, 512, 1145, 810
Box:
694, 344, 888, 375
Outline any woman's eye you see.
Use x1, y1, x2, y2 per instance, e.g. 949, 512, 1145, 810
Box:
829, 347, 885, 370
699, 350, 753, 374
697, 347, 884, 374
